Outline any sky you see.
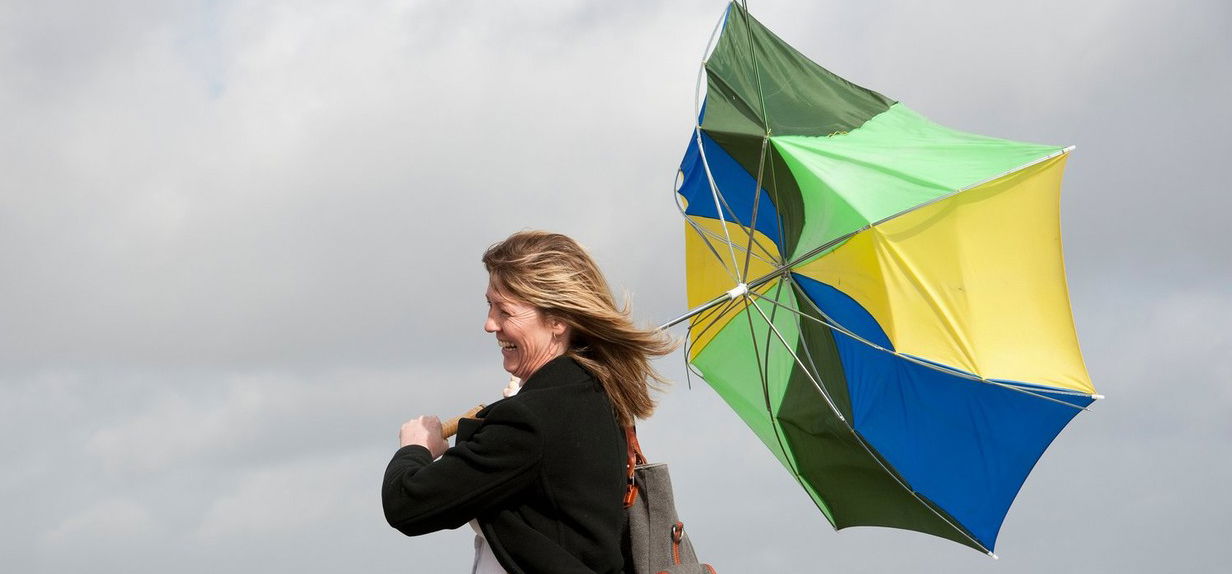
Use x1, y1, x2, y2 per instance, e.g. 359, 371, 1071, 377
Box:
1, 0, 1229, 572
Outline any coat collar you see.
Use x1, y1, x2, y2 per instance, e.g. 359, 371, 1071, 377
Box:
462, 356, 597, 440
519, 355, 592, 392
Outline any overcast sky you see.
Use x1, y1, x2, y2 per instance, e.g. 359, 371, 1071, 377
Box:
2, 1, 1229, 572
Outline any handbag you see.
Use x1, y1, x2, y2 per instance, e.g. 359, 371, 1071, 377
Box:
623, 427, 715, 574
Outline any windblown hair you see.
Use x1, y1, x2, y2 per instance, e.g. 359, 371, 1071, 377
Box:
482, 230, 676, 427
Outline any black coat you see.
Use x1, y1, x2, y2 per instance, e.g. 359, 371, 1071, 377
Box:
382, 356, 628, 573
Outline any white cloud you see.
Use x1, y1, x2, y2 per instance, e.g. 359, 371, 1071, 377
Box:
194, 450, 373, 540
86, 379, 271, 474
81, 361, 505, 475
42, 498, 158, 547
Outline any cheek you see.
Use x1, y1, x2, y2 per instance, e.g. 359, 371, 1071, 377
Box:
511, 322, 550, 347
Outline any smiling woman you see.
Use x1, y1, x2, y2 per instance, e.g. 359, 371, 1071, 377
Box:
382, 230, 676, 573
484, 282, 567, 383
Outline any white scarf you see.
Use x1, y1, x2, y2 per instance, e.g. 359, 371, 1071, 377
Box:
468, 376, 522, 573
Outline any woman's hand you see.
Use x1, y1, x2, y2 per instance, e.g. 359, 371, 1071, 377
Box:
399, 416, 448, 458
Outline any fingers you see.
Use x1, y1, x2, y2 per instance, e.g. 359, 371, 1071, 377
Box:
398, 416, 448, 458
399, 415, 439, 432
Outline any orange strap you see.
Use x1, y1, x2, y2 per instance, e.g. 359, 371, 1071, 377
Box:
623, 426, 646, 508
671, 521, 684, 564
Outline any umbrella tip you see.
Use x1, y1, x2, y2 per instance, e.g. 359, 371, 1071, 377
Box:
1091, 394, 1105, 400
988, 552, 999, 560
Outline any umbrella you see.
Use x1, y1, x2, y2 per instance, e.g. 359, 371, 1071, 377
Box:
670, 2, 1100, 556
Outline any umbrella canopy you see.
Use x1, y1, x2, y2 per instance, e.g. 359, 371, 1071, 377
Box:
674, 2, 1099, 555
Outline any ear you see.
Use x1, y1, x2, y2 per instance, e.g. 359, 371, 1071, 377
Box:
547, 316, 570, 339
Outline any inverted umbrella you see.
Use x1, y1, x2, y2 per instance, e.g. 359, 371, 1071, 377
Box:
670, 2, 1100, 555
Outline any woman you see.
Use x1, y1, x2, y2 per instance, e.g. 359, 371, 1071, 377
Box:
382, 230, 674, 573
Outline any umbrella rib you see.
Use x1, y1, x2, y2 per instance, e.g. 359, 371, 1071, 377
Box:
676, 179, 742, 283
694, 4, 728, 86
743, 288, 993, 556
736, 0, 772, 130
684, 215, 780, 270
733, 0, 779, 271
755, 279, 817, 488
681, 355, 698, 391
689, 2, 782, 277
784, 283, 845, 420
741, 135, 774, 281
756, 288, 776, 409
765, 140, 792, 260
679, 211, 741, 284
736, 289, 809, 484
694, 129, 742, 277
660, 286, 739, 331
710, 180, 782, 265
691, 296, 739, 334
681, 149, 782, 267
745, 285, 1094, 410
743, 292, 846, 422
737, 293, 770, 414
682, 298, 741, 359
735, 0, 782, 276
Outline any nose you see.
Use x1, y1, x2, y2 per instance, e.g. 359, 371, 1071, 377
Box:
484, 310, 498, 333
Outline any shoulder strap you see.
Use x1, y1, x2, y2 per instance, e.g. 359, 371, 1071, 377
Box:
623, 426, 646, 508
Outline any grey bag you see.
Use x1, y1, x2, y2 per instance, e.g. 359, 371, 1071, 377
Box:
624, 428, 715, 574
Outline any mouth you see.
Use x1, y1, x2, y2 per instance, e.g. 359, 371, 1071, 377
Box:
498, 340, 517, 351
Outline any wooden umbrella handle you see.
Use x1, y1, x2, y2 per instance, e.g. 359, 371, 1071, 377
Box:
440, 404, 486, 439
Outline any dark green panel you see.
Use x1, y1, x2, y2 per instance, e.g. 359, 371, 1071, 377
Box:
774, 281, 985, 551
703, 74, 767, 137
765, 144, 806, 262
703, 2, 895, 137
788, 281, 853, 420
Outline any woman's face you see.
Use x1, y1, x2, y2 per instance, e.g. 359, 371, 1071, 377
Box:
484, 279, 567, 381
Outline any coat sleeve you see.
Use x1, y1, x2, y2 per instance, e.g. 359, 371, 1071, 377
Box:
382, 400, 543, 536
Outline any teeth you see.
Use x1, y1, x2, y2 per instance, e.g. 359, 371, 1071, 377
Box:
499, 341, 516, 350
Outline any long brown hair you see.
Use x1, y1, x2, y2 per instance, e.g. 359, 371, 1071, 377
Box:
482, 230, 676, 426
